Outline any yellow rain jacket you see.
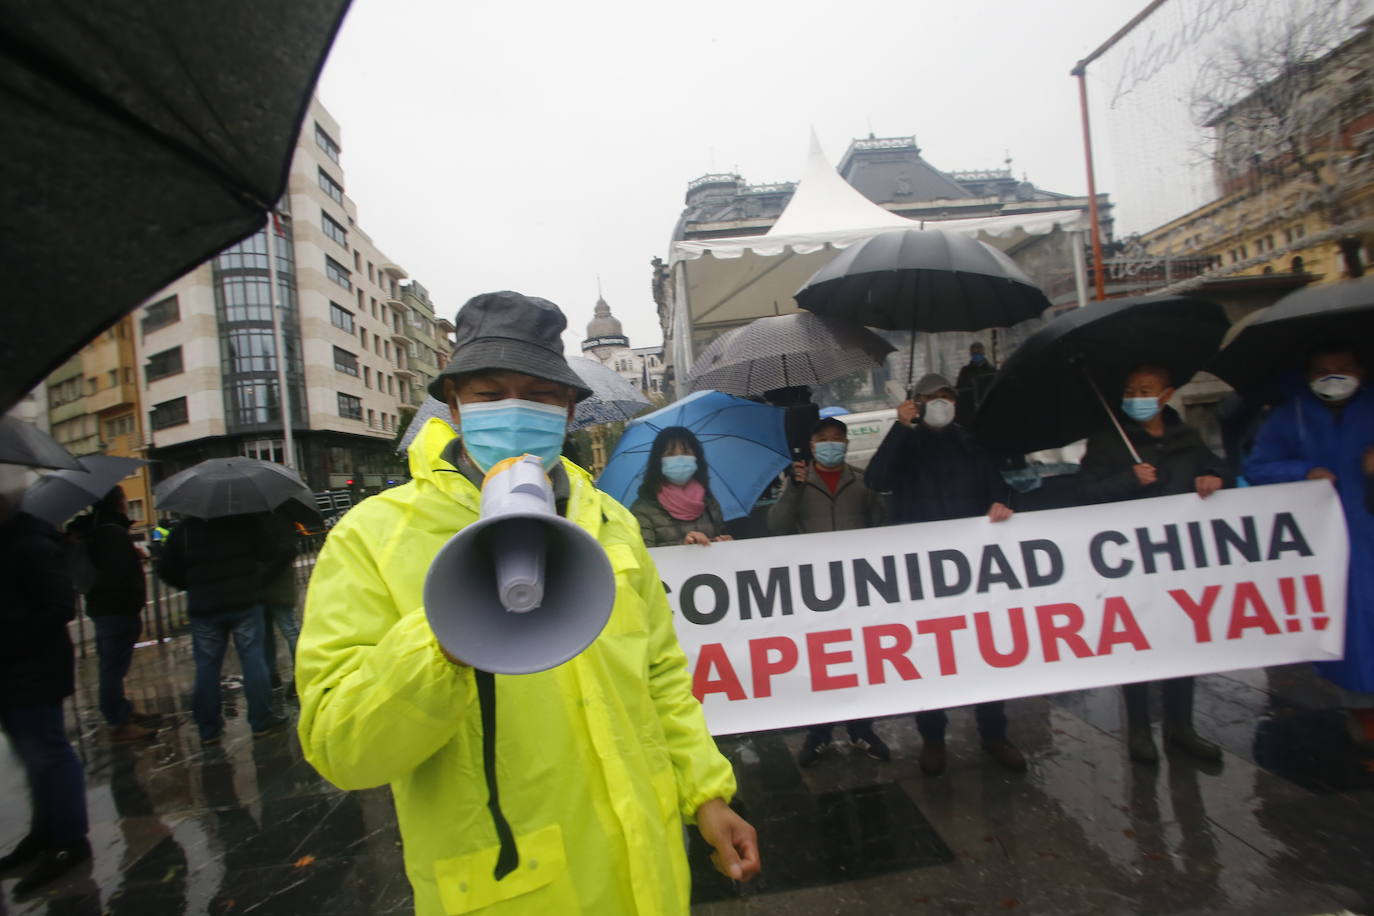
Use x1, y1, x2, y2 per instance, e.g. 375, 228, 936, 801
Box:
297, 419, 736, 915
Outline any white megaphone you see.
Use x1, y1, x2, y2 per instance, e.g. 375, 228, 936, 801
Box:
423, 454, 617, 674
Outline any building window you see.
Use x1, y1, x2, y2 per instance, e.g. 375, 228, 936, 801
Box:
330, 302, 355, 333
150, 397, 189, 430
368, 262, 375, 282
314, 122, 341, 164
125, 498, 145, 522
104, 414, 135, 439
223, 329, 277, 373
371, 297, 378, 319
221, 274, 274, 322
334, 346, 360, 377
321, 209, 348, 248
325, 255, 351, 289
367, 408, 376, 427
384, 341, 392, 361
338, 392, 363, 420
318, 167, 344, 204
387, 375, 395, 396
142, 295, 180, 335
228, 379, 279, 426
242, 438, 287, 464
364, 366, 372, 388
145, 346, 184, 383
360, 329, 368, 349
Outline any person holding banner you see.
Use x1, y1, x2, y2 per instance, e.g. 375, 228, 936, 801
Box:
1245, 344, 1374, 745
632, 426, 732, 547
296, 292, 759, 915
1078, 364, 1229, 764
768, 417, 890, 766
864, 373, 1024, 776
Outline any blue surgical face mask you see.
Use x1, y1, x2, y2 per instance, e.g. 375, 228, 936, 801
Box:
458, 398, 568, 472
1121, 397, 1161, 422
661, 454, 698, 485
971, 353, 987, 365
812, 441, 848, 467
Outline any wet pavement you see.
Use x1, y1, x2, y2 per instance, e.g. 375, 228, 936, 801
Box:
3, 628, 1373, 914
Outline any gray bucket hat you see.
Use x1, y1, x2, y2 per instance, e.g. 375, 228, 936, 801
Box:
912, 372, 955, 396
428, 291, 592, 402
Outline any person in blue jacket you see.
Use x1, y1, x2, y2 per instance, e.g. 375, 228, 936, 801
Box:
1245, 343, 1374, 745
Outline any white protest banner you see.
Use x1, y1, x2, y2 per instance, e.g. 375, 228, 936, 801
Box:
649, 481, 1348, 736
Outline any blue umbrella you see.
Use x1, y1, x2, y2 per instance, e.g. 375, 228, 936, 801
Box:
596, 390, 789, 520
819, 406, 851, 418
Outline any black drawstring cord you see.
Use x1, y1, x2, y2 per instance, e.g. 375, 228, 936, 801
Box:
475, 668, 520, 880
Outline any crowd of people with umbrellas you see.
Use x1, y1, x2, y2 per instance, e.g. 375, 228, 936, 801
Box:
2, 224, 1373, 898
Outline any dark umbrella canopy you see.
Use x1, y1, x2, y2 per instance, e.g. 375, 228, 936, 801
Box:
973, 295, 1230, 456
794, 228, 1052, 332
21, 455, 148, 526
0, 416, 81, 469
1208, 276, 1374, 388
0, 0, 351, 415
154, 457, 311, 519
685, 313, 895, 396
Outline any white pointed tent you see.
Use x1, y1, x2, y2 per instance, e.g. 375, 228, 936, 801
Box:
666, 134, 1090, 389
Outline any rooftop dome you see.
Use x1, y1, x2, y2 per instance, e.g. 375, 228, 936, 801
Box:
585, 296, 624, 339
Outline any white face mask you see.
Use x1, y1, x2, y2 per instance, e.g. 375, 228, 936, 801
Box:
1310, 374, 1360, 402
922, 398, 955, 429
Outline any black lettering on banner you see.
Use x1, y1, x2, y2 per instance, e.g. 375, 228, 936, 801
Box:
1020, 539, 1064, 588
903, 552, 924, 600
679, 574, 729, 625
1090, 530, 1133, 578
854, 556, 900, 606
1186, 520, 1209, 568
930, 549, 971, 598
737, 567, 794, 620
1211, 516, 1260, 565
800, 561, 845, 612
1267, 512, 1314, 559
1135, 524, 1184, 574
976, 545, 1022, 593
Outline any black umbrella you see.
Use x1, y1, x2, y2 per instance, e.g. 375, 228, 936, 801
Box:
973, 295, 1230, 458
0, 416, 81, 470
154, 457, 311, 519
21, 455, 148, 526
1208, 276, 1374, 389
0, 0, 351, 415
794, 227, 1052, 386
685, 312, 895, 396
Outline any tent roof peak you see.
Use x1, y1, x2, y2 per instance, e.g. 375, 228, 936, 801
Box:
765, 131, 916, 238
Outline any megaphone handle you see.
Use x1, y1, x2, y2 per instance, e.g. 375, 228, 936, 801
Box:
475, 669, 520, 879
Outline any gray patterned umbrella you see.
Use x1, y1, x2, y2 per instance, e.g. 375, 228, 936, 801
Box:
397, 358, 653, 453
685, 312, 895, 396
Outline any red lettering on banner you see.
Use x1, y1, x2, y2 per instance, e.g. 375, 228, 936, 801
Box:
1226, 581, 1281, 638
750, 637, 799, 698
973, 608, 1029, 668
1035, 603, 1094, 662
1168, 585, 1220, 643
862, 624, 921, 684
1096, 597, 1151, 655
916, 615, 968, 675
807, 630, 859, 691
692, 644, 747, 702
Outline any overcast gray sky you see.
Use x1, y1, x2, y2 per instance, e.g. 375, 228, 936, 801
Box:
314, 0, 1174, 351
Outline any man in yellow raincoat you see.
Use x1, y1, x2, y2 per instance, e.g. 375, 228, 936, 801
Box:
297, 291, 759, 914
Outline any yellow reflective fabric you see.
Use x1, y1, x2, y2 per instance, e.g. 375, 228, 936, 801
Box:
296, 418, 736, 915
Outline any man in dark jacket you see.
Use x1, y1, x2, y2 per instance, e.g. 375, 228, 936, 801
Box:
156, 513, 288, 743
955, 341, 996, 424
0, 465, 91, 893
864, 373, 1023, 776
769, 417, 889, 766
75, 486, 154, 742
1078, 364, 1229, 764
261, 511, 301, 689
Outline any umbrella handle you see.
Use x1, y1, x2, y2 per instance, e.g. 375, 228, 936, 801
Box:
1079, 365, 1143, 465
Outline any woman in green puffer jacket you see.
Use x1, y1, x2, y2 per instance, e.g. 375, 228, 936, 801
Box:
630, 427, 731, 547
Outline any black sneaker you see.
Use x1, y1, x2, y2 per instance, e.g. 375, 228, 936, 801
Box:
13, 840, 91, 895
797, 735, 832, 768
0, 833, 49, 872
850, 731, 892, 762
252, 716, 289, 737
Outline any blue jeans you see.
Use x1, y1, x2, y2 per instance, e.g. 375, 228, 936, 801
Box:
0, 703, 89, 846
190, 606, 275, 738
93, 615, 142, 726
263, 604, 300, 681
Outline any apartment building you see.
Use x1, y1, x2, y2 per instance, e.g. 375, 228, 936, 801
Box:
136, 97, 437, 495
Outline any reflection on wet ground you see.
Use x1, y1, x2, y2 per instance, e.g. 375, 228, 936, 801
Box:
2, 635, 1372, 914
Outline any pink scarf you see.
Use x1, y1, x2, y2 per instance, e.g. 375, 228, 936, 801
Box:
658, 480, 707, 521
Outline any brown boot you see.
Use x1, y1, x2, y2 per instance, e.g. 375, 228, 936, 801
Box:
109, 722, 154, 742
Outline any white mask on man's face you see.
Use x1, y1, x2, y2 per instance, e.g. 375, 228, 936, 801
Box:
922, 398, 955, 429
1309, 374, 1360, 402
